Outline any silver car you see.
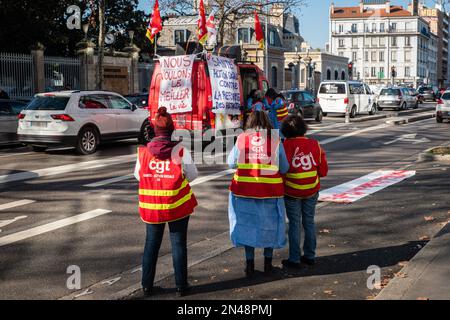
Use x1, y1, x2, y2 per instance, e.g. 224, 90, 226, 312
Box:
378, 87, 418, 111
0, 99, 28, 145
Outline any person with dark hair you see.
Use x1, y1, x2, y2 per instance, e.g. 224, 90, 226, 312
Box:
265, 88, 288, 129
134, 107, 198, 297
228, 109, 289, 277
280, 115, 328, 269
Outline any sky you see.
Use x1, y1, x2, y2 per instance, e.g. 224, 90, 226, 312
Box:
138, 0, 439, 49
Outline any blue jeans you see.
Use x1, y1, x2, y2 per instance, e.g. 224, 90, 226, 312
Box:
142, 216, 189, 289
244, 246, 273, 260
284, 193, 319, 263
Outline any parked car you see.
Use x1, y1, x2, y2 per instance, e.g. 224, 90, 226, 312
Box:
0, 99, 29, 145
317, 81, 378, 118
436, 91, 450, 123
378, 87, 418, 111
408, 88, 424, 104
282, 90, 323, 122
17, 91, 153, 155
418, 86, 438, 102
125, 93, 149, 109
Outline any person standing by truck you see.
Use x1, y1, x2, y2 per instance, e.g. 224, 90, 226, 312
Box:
280, 115, 328, 268
265, 88, 288, 129
228, 108, 289, 277
134, 107, 198, 297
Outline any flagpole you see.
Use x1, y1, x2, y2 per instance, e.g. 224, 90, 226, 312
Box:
265, 6, 269, 79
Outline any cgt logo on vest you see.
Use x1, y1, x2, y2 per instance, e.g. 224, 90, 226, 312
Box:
250, 136, 266, 153
149, 160, 171, 174
292, 147, 317, 171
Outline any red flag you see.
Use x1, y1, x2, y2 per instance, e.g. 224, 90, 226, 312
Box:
197, 0, 208, 45
254, 11, 264, 49
146, 0, 163, 44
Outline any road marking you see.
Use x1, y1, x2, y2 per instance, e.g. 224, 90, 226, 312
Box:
0, 199, 36, 211
190, 169, 235, 187
84, 174, 134, 188
319, 124, 388, 145
0, 209, 111, 247
384, 134, 431, 146
0, 152, 34, 159
0, 216, 28, 233
0, 154, 136, 185
309, 123, 349, 134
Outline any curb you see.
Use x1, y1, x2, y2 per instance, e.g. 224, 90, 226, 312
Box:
351, 106, 434, 123
386, 112, 436, 125
419, 146, 450, 163
376, 223, 450, 300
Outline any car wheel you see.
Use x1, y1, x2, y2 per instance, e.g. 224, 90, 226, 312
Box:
437, 115, 443, 123
322, 112, 328, 117
349, 106, 357, 119
414, 101, 419, 109
315, 110, 323, 123
369, 104, 377, 115
139, 120, 154, 145
76, 126, 99, 155
401, 102, 407, 110
32, 146, 47, 152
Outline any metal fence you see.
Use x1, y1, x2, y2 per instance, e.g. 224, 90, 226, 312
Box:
138, 62, 155, 93
44, 56, 80, 92
0, 52, 35, 100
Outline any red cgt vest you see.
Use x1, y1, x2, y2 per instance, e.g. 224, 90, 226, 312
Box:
283, 137, 323, 199
138, 146, 197, 224
229, 131, 284, 199
275, 98, 289, 122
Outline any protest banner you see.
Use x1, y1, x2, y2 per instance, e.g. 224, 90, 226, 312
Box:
159, 55, 196, 114
207, 54, 241, 115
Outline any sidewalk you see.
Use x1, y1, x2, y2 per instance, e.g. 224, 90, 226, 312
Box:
376, 223, 450, 300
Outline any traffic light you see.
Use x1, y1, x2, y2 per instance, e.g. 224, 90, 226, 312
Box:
348, 62, 353, 78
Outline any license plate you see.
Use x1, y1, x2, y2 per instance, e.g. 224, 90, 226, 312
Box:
31, 122, 47, 128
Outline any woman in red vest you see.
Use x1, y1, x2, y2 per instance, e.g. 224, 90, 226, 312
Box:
280, 115, 328, 269
134, 107, 198, 297
228, 108, 289, 277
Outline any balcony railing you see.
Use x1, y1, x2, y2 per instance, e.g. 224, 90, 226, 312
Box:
332, 29, 420, 35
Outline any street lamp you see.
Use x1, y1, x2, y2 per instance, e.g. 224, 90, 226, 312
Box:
304, 55, 313, 92
82, 23, 89, 41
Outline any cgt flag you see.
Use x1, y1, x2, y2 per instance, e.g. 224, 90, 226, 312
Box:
254, 11, 264, 49
197, 0, 208, 45
206, 11, 217, 47
146, 0, 163, 44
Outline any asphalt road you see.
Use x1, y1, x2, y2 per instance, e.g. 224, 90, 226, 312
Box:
0, 103, 448, 300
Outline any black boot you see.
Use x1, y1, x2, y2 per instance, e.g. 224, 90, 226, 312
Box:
245, 259, 255, 278
264, 257, 274, 273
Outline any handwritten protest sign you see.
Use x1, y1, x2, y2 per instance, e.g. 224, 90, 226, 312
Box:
159, 55, 196, 114
207, 55, 241, 115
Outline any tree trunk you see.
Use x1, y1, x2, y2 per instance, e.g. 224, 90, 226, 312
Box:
96, 0, 106, 90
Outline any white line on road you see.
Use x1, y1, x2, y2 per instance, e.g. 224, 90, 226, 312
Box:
0, 199, 36, 211
84, 174, 134, 188
309, 123, 349, 134
0, 152, 34, 159
0, 154, 136, 185
319, 124, 388, 145
190, 169, 235, 187
0, 209, 112, 247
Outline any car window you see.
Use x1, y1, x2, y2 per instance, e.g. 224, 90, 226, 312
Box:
10, 102, 27, 114
108, 95, 132, 110
303, 92, 314, 102
126, 95, 148, 107
364, 84, 372, 94
442, 92, 450, 100
79, 95, 109, 109
319, 83, 346, 94
380, 88, 401, 96
26, 96, 70, 111
0, 102, 14, 116
349, 84, 363, 94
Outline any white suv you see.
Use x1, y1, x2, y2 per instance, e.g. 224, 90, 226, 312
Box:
17, 91, 153, 155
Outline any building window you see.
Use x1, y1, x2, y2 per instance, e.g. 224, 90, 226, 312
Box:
352, 51, 358, 62
371, 67, 377, 77
405, 66, 411, 77
380, 67, 385, 78
372, 23, 376, 32
301, 68, 306, 83
391, 50, 397, 62
351, 23, 357, 33
371, 37, 377, 47
338, 51, 344, 56
339, 25, 344, 33
379, 37, 386, 46
365, 51, 369, 62
405, 51, 411, 62
174, 29, 191, 45
371, 51, 377, 62
326, 69, 331, 80
339, 39, 345, 47
352, 37, 358, 47
379, 51, 385, 62
364, 23, 369, 32
391, 37, 397, 46
405, 36, 411, 46
341, 70, 346, 80
380, 23, 385, 32
334, 70, 339, 80
237, 28, 251, 44
271, 66, 278, 87
391, 23, 397, 31
269, 29, 280, 47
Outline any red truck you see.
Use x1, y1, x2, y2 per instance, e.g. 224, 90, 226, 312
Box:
148, 47, 269, 136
